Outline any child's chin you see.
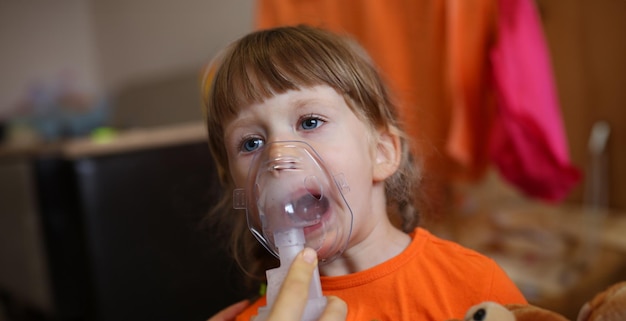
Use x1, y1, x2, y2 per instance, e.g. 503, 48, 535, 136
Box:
305, 225, 348, 262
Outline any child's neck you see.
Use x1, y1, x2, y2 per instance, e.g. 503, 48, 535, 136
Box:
319, 221, 411, 276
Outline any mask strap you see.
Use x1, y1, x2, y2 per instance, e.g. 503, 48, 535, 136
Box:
233, 188, 246, 209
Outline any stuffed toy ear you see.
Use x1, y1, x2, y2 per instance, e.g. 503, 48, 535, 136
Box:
577, 281, 626, 321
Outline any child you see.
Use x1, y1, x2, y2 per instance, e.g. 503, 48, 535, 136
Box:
201, 25, 526, 321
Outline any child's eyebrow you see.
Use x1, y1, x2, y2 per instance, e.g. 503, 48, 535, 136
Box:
292, 99, 317, 110
223, 113, 258, 137
291, 97, 330, 110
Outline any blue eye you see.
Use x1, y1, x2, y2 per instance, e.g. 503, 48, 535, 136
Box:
241, 138, 264, 152
301, 116, 324, 130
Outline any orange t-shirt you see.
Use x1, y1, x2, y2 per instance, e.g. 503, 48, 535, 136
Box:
235, 228, 526, 321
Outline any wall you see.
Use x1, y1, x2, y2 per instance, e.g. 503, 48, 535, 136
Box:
0, 0, 255, 126
91, 0, 254, 92
0, 1, 100, 115
90, 0, 255, 128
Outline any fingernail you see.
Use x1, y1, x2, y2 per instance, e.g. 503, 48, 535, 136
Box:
302, 248, 317, 264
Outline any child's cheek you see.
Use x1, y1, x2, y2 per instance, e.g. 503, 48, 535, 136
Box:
229, 162, 249, 188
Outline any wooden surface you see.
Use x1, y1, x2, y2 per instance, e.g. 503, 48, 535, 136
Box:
0, 122, 208, 160
61, 122, 207, 158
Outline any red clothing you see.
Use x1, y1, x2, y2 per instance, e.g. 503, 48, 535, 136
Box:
488, 0, 580, 201
235, 228, 526, 321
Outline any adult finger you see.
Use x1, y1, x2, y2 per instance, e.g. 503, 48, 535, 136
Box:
207, 300, 250, 321
319, 296, 348, 321
266, 247, 318, 321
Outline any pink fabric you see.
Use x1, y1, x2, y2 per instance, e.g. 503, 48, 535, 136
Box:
489, 0, 580, 201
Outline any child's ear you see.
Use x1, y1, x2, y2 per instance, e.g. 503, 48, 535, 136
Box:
373, 129, 401, 182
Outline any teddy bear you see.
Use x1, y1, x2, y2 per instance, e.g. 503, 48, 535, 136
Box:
447, 281, 626, 321
577, 281, 626, 321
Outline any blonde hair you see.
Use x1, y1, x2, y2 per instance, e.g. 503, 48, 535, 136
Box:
201, 25, 422, 284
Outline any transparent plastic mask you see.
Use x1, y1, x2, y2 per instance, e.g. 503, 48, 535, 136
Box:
234, 141, 353, 263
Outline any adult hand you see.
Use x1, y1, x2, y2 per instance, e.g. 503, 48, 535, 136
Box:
208, 299, 250, 321
207, 248, 347, 321
266, 247, 347, 321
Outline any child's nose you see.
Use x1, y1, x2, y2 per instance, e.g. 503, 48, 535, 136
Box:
266, 142, 300, 172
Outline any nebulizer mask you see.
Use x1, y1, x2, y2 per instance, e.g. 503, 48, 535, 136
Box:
234, 141, 353, 321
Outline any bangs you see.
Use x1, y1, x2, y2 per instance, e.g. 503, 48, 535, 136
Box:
210, 26, 368, 118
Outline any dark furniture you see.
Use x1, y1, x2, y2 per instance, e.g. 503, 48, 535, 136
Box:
1, 124, 249, 321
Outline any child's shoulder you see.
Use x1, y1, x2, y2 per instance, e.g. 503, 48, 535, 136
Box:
413, 227, 498, 267
412, 227, 526, 302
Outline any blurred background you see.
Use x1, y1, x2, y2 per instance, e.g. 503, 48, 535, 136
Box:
0, 1, 624, 321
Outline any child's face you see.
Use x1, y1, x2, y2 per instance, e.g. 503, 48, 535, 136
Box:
224, 85, 383, 248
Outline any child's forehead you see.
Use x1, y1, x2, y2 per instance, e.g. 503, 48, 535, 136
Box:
236, 85, 347, 112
